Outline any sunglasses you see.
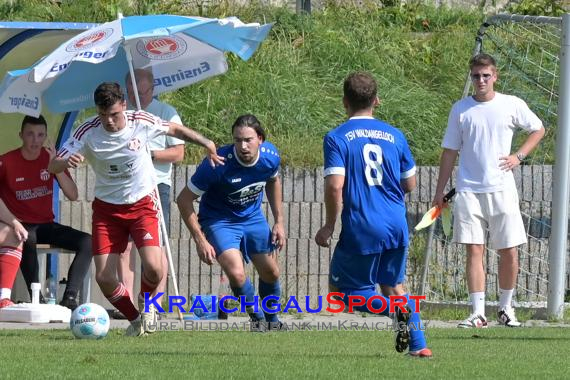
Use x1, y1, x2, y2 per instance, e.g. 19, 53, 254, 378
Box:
471, 73, 493, 81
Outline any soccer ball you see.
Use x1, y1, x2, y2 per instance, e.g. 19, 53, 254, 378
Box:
70, 303, 110, 339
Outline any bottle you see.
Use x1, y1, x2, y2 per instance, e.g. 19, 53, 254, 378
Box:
45, 276, 57, 304
58, 277, 67, 303
31, 282, 41, 304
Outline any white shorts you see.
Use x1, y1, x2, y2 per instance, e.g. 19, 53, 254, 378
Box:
452, 185, 526, 250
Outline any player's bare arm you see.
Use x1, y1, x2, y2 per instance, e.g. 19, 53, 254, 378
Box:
499, 126, 546, 171
266, 175, 286, 251
315, 174, 344, 248
433, 148, 459, 208
167, 122, 224, 167
151, 144, 184, 164
401, 174, 417, 194
48, 153, 85, 174
176, 186, 217, 265
0, 199, 27, 241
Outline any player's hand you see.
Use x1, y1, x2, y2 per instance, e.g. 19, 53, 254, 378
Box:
205, 140, 225, 168
499, 154, 520, 172
196, 238, 216, 265
12, 220, 28, 242
315, 224, 334, 248
44, 138, 57, 160
66, 153, 85, 169
271, 222, 286, 252
432, 193, 446, 209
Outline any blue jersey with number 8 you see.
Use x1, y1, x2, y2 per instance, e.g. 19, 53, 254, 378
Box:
323, 117, 416, 254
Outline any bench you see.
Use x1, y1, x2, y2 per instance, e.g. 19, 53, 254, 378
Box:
36, 244, 92, 304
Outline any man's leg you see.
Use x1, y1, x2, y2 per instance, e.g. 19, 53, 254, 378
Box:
137, 245, 163, 332
251, 253, 281, 325
461, 243, 488, 327
0, 222, 24, 306
117, 241, 136, 305
94, 254, 140, 324
37, 223, 92, 309
497, 246, 521, 327
381, 284, 430, 357
377, 247, 430, 357
19, 224, 39, 296
453, 192, 488, 328
218, 249, 265, 323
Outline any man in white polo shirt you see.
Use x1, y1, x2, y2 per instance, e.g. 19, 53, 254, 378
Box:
432, 53, 545, 328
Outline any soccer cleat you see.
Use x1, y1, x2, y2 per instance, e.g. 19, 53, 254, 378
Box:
0, 298, 14, 309
59, 296, 79, 311
249, 317, 267, 333
497, 306, 522, 327
138, 298, 157, 333
126, 318, 146, 337
393, 305, 411, 353
409, 348, 433, 358
458, 313, 488, 328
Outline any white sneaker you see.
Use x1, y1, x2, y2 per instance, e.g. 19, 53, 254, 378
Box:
497, 306, 522, 327
126, 318, 146, 337
139, 298, 157, 334
458, 313, 488, 328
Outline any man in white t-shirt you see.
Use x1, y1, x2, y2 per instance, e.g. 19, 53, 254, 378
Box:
48, 82, 223, 336
115, 69, 185, 313
433, 53, 545, 328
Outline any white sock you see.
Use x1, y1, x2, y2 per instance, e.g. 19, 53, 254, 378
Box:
0, 288, 12, 299
499, 288, 514, 309
470, 292, 485, 316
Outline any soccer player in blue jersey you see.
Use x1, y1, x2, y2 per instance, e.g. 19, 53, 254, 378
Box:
177, 114, 285, 330
315, 72, 432, 357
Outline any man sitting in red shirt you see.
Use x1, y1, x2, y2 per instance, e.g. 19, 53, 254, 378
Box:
0, 115, 91, 310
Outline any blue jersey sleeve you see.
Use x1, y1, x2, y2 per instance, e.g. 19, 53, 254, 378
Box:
323, 134, 346, 177
188, 158, 217, 196
399, 133, 416, 179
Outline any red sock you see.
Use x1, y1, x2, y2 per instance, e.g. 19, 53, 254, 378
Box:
107, 283, 139, 321
0, 246, 22, 290
138, 273, 159, 304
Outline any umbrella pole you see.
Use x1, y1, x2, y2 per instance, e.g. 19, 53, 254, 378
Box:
125, 47, 184, 321
155, 187, 184, 322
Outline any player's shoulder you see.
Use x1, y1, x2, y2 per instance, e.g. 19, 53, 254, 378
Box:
73, 115, 100, 140
148, 99, 178, 118
258, 141, 280, 166
0, 148, 20, 162
495, 92, 525, 105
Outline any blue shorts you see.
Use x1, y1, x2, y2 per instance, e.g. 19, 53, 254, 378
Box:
200, 212, 274, 263
329, 246, 408, 290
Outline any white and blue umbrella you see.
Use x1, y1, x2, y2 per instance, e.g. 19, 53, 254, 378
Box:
0, 14, 273, 116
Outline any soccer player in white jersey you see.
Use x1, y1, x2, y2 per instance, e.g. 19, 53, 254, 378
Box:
433, 53, 545, 328
315, 72, 431, 357
48, 82, 224, 336
177, 114, 285, 331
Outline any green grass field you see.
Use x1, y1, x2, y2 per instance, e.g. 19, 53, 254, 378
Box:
2, 327, 569, 379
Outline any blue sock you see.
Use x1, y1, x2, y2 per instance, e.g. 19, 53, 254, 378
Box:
343, 288, 391, 317
258, 279, 281, 323
231, 277, 264, 321
404, 293, 427, 352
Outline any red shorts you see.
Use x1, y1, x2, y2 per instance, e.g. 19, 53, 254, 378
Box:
92, 192, 161, 255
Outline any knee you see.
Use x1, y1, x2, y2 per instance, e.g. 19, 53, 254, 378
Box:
226, 270, 246, 287
79, 234, 92, 254
143, 267, 162, 285
95, 271, 115, 290
260, 266, 280, 283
